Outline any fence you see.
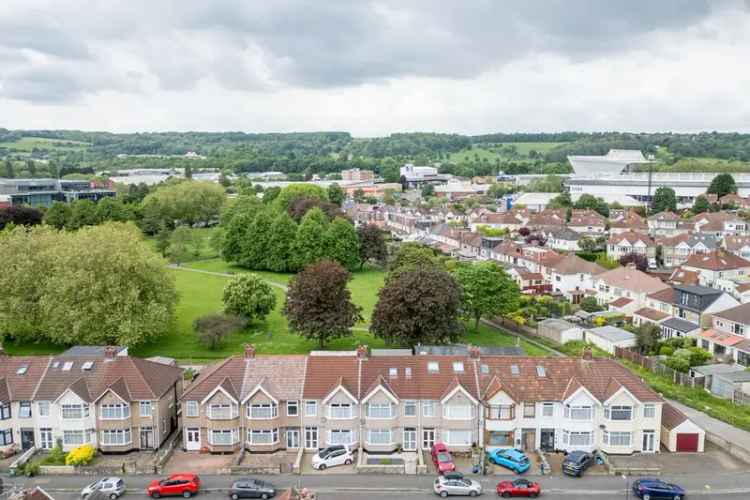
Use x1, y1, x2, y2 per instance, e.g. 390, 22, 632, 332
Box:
613, 347, 705, 389
733, 389, 750, 406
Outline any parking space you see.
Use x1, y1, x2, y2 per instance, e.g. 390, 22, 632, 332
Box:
300, 452, 357, 474
609, 442, 750, 475
240, 450, 297, 473
163, 450, 235, 474
544, 452, 608, 476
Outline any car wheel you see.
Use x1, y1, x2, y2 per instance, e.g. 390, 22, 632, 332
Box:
530, 493, 538, 498
183, 491, 192, 498
674, 496, 681, 500
643, 495, 650, 500
151, 493, 160, 499
261, 495, 269, 500
440, 492, 448, 498
110, 494, 118, 500
344, 459, 353, 465
501, 493, 511, 498
319, 464, 327, 470
232, 494, 239, 500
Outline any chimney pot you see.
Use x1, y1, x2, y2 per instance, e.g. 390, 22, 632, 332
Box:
468, 345, 481, 359
104, 346, 117, 359
582, 346, 593, 361
356, 345, 369, 359
244, 344, 256, 359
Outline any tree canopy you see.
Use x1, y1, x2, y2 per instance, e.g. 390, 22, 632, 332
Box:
651, 186, 677, 213
222, 274, 277, 323
141, 181, 226, 226
453, 261, 520, 330
707, 173, 737, 198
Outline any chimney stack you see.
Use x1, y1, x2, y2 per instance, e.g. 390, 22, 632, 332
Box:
244, 344, 256, 359
468, 345, 481, 359
582, 346, 593, 361
356, 345, 369, 359
104, 346, 117, 360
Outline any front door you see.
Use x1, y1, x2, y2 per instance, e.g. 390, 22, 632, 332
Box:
642, 430, 656, 453
540, 429, 555, 452
186, 428, 200, 451
286, 428, 300, 449
422, 428, 435, 450
21, 429, 35, 450
304, 427, 318, 449
403, 428, 417, 451
522, 429, 535, 451
141, 427, 154, 449
39, 428, 53, 450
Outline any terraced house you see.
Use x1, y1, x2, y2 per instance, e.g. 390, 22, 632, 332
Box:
0, 346, 182, 454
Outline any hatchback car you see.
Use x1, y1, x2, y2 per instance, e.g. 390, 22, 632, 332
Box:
632, 478, 685, 500
311, 445, 354, 470
561, 451, 595, 477
433, 476, 482, 497
81, 477, 126, 500
229, 479, 276, 500
487, 449, 530, 474
147, 474, 201, 498
431, 442, 456, 474
496, 479, 541, 498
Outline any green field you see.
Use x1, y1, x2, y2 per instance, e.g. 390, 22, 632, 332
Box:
634, 157, 750, 173
0, 136, 90, 152
450, 142, 566, 163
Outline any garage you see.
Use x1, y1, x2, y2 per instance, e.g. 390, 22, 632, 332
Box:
661, 404, 705, 453
676, 433, 700, 452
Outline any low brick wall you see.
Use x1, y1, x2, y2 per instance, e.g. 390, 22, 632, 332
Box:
293, 448, 304, 474
39, 465, 76, 475
356, 463, 405, 474
705, 432, 750, 464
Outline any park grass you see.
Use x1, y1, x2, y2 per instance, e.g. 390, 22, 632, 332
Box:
450, 142, 567, 163
634, 157, 750, 173
0, 136, 90, 152
463, 323, 549, 357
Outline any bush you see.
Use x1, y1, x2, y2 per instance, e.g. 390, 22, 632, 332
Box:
659, 345, 674, 356
194, 313, 248, 350
664, 355, 690, 373
65, 444, 96, 466
41, 442, 67, 465
24, 462, 40, 477
580, 296, 603, 313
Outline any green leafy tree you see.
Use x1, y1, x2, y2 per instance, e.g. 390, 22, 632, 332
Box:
353, 188, 366, 203
221, 212, 252, 263
95, 198, 132, 223
68, 199, 99, 229
43, 202, 71, 230
0, 223, 177, 346
3, 160, 15, 179
220, 195, 263, 225
357, 224, 388, 269
580, 296, 604, 313
389, 242, 442, 274
239, 210, 273, 269
547, 192, 572, 209
651, 187, 677, 213
453, 261, 520, 330
168, 226, 199, 263
223, 274, 277, 323
194, 314, 247, 350
371, 266, 463, 346
380, 158, 400, 183
137, 196, 170, 235
154, 224, 171, 257
262, 186, 281, 204
273, 184, 327, 211
291, 208, 328, 270
383, 189, 397, 206
141, 181, 226, 226
283, 260, 363, 348
327, 183, 345, 206
266, 212, 298, 272
635, 323, 661, 354
323, 217, 360, 271
574, 194, 609, 217
707, 173, 737, 198
693, 195, 711, 214
184, 164, 193, 179
421, 184, 435, 198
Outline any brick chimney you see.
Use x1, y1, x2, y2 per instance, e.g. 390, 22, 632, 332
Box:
582, 346, 593, 361
468, 344, 481, 359
356, 345, 369, 359
104, 346, 117, 360
244, 344, 256, 359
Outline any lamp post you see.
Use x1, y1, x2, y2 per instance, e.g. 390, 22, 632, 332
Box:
622, 473, 629, 500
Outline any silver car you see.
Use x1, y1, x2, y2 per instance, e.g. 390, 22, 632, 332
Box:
433, 476, 482, 497
81, 477, 126, 500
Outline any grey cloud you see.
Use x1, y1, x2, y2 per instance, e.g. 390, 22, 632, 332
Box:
0, 19, 89, 59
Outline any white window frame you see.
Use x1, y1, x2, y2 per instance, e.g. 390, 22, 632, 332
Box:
287, 400, 299, 417
564, 430, 592, 447
328, 402, 353, 420
443, 404, 472, 420
210, 428, 239, 446
523, 402, 536, 418
605, 405, 632, 421
248, 402, 278, 420
422, 400, 435, 418
247, 428, 279, 445
305, 401, 317, 417
366, 429, 392, 445
101, 429, 132, 446
603, 431, 632, 447
139, 401, 152, 418
100, 403, 131, 420
185, 401, 199, 418
19, 401, 32, 418
209, 403, 236, 420
328, 429, 355, 446
63, 430, 85, 446
444, 429, 472, 447
61, 404, 88, 420
565, 405, 593, 421
643, 404, 656, 418
404, 400, 417, 417
542, 402, 554, 417
366, 402, 393, 419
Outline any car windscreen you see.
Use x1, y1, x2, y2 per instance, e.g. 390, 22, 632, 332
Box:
437, 452, 451, 462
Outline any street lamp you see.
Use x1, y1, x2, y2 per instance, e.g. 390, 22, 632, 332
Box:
622, 473, 629, 500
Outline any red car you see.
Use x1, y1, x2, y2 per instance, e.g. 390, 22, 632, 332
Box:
430, 442, 456, 474
147, 474, 201, 498
496, 478, 541, 498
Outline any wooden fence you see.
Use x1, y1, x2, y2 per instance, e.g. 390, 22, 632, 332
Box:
614, 347, 705, 388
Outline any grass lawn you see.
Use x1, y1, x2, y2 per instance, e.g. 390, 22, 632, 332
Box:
450, 142, 568, 163
0, 136, 90, 152
463, 323, 549, 357
622, 360, 750, 432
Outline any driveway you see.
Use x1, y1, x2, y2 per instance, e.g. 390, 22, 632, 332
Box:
544, 451, 608, 476
609, 442, 750, 475
164, 450, 235, 474
300, 452, 357, 474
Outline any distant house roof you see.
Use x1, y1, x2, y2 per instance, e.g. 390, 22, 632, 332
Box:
716, 370, 750, 383
661, 317, 700, 333
608, 230, 656, 246
713, 302, 750, 326
414, 344, 524, 356
684, 249, 750, 271
633, 307, 670, 322
691, 363, 745, 376
514, 192, 558, 206
550, 254, 606, 276
61, 346, 127, 357
668, 267, 700, 286
700, 329, 746, 347
609, 297, 633, 308
661, 403, 688, 430
586, 326, 636, 343
596, 266, 670, 295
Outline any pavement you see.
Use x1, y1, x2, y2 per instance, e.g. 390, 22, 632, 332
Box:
668, 399, 750, 452
5, 471, 750, 500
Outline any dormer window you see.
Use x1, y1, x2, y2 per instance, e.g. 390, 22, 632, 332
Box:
405, 367, 412, 379
389, 368, 398, 379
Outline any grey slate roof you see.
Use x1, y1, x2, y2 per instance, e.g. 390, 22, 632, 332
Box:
61, 346, 127, 357
586, 326, 636, 343
661, 317, 700, 333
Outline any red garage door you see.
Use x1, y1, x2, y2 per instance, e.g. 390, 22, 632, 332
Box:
676, 433, 699, 452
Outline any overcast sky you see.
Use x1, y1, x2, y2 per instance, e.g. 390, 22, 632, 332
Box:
1, 0, 749, 136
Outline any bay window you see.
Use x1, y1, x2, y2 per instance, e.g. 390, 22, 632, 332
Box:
247, 428, 278, 445
444, 429, 472, 446
488, 431, 514, 447
329, 403, 353, 419
605, 405, 632, 421
101, 429, 132, 446
444, 404, 472, 419
101, 404, 130, 419
211, 428, 239, 445
248, 403, 278, 419
209, 403, 236, 420
603, 431, 631, 447
563, 430, 592, 447
63, 430, 85, 446
61, 404, 89, 419
367, 429, 391, 445
367, 403, 393, 419
565, 405, 592, 421
329, 429, 354, 445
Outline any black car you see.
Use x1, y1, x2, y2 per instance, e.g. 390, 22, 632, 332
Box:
562, 451, 595, 477
228, 479, 275, 500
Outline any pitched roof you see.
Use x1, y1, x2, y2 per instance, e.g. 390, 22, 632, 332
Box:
596, 266, 670, 295
608, 230, 655, 246
661, 403, 688, 430
569, 209, 606, 227
0, 355, 50, 401
661, 317, 700, 333
668, 267, 700, 286
609, 297, 633, 308
723, 235, 750, 252
713, 302, 750, 325
633, 307, 670, 322
303, 353, 360, 399
649, 211, 680, 222
550, 254, 605, 276
700, 329, 746, 347
684, 249, 750, 271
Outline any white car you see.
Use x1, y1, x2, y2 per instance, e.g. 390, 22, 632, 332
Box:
311, 445, 355, 470
81, 477, 126, 500
433, 476, 482, 497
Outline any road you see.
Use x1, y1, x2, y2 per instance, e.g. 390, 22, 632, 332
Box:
4, 473, 750, 500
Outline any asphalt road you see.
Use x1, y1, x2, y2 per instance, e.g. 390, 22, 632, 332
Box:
4, 473, 750, 500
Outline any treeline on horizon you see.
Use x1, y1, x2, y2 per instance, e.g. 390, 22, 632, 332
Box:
2, 129, 750, 174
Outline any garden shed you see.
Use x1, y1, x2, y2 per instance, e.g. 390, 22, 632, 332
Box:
537, 319, 583, 344
583, 325, 637, 354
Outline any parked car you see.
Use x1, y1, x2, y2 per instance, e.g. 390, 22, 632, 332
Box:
632, 479, 685, 500
147, 474, 201, 498
431, 442, 456, 474
228, 479, 276, 500
496, 479, 541, 498
311, 445, 354, 470
433, 476, 483, 497
81, 477, 126, 500
486, 449, 530, 474
561, 451, 595, 477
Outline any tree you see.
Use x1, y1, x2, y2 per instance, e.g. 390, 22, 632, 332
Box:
262, 186, 281, 204
266, 212, 298, 272
168, 226, 199, 263
288, 197, 341, 222
635, 323, 661, 354
578, 236, 599, 252
291, 208, 328, 270
327, 183, 345, 206
239, 210, 273, 269
324, 217, 360, 271
154, 223, 171, 256
194, 313, 247, 350
707, 173, 737, 198
357, 224, 387, 269
0, 223, 177, 346
574, 194, 609, 217
273, 184, 327, 211
380, 158, 400, 183
68, 199, 99, 230
389, 242, 442, 274
43, 202, 71, 229
95, 198, 132, 223
651, 187, 677, 213
580, 296, 604, 313
453, 261, 520, 330
547, 192, 572, 209
595, 254, 620, 269
141, 181, 226, 226
221, 211, 253, 263
220, 194, 263, 226
421, 184, 435, 198
371, 267, 463, 346
283, 260, 362, 348
0, 206, 43, 230
619, 252, 648, 272
184, 164, 193, 180
222, 274, 277, 323
383, 189, 396, 206
353, 188, 366, 203
3, 160, 14, 179
693, 195, 711, 214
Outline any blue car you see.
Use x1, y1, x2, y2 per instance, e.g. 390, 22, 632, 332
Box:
632, 478, 685, 500
486, 448, 531, 474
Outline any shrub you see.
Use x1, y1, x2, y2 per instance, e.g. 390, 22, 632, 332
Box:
65, 444, 96, 466
41, 441, 67, 465
659, 345, 674, 356
664, 355, 690, 373
579, 296, 603, 313
194, 313, 248, 350
24, 462, 40, 477
593, 316, 607, 327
